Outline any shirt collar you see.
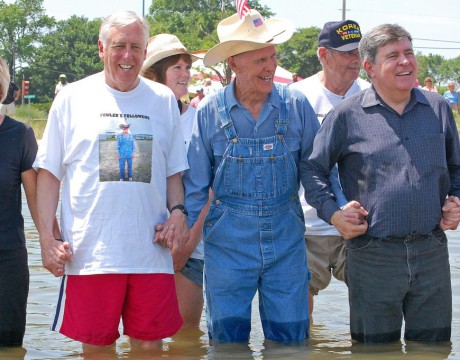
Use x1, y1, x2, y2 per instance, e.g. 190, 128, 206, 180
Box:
224, 80, 282, 111
361, 85, 430, 113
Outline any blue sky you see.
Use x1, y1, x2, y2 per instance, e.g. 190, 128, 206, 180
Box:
14, 0, 460, 59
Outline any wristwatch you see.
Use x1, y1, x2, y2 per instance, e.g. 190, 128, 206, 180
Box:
170, 204, 188, 216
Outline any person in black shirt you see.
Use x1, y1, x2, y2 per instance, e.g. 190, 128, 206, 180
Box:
0, 81, 19, 115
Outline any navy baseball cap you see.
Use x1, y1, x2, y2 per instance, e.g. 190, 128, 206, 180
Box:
318, 20, 362, 51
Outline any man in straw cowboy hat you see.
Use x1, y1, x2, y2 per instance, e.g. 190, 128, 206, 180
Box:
183, 8, 359, 343
117, 123, 136, 181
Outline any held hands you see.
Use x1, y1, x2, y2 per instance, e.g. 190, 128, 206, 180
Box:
439, 196, 460, 231
331, 200, 369, 240
154, 211, 190, 257
172, 225, 201, 272
40, 236, 73, 277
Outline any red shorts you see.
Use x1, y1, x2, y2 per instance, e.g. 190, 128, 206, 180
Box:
52, 274, 183, 346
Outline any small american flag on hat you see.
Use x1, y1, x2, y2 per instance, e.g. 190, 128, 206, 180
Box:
235, 0, 250, 19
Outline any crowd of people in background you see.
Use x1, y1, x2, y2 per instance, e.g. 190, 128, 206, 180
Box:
2, 5, 460, 356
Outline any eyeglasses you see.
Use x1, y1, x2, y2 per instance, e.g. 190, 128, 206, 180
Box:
327, 48, 360, 58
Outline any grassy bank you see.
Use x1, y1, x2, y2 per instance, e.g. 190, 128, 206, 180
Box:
12, 103, 460, 140
14, 104, 48, 139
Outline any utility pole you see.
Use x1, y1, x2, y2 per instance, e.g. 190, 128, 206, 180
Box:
342, 0, 346, 20
12, 46, 16, 84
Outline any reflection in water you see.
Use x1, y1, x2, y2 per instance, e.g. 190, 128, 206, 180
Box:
0, 194, 458, 359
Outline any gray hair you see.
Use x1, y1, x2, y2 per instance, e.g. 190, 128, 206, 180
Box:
0, 57, 10, 104
99, 10, 149, 48
359, 24, 412, 63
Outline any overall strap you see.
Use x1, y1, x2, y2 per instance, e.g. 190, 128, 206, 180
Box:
274, 83, 290, 137
215, 88, 238, 141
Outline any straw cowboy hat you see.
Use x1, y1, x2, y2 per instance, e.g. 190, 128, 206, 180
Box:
141, 34, 199, 73
203, 9, 294, 66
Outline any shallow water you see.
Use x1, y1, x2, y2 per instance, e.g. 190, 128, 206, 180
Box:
2, 194, 459, 359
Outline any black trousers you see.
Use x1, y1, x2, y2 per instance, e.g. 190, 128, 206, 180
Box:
0, 248, 29, 347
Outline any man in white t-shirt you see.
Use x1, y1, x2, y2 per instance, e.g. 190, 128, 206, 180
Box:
34, 10, 189, 353
291, 20, 370, 316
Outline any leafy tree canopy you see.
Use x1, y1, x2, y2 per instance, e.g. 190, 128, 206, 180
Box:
0, 0, 54, 79
29, 16, 102, 102
1, 0, 460, 103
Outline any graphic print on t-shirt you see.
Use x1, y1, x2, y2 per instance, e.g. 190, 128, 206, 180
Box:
98, 115, 153, 183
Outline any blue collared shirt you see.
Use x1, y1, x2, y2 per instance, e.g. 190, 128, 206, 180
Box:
303, 86, 460, 238
184, 81, 343, 227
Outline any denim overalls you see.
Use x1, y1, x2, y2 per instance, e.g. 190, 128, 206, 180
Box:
203, 84, 309, 342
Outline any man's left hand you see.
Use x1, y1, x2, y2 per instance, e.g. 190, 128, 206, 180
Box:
439, 196, 460, 230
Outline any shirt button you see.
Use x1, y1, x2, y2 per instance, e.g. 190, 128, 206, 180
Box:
215, 199, 221, 204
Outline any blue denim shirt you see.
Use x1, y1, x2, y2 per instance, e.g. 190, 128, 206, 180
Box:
184, 81, 346, 227
303, 86, 460, 238
117, 133, 135, 157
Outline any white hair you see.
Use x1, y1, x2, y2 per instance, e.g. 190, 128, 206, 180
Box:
0, 57, 10, 103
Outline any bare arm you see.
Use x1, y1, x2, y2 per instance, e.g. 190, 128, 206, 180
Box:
173, 189, 212, 271
21, 168, 39, 229
22, 168, 61, 238
37, 168, 72, 277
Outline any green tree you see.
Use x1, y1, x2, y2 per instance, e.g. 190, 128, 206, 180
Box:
437, 56, 460, 85
147, 0, 274, 85
0, 0, 54, 81
148, 0, 273, 50
277, 27, 321, 78
416, 52, 444, 88
29, 16, 102, 102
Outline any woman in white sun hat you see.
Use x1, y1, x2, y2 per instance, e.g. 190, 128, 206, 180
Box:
141, 34, 208, 329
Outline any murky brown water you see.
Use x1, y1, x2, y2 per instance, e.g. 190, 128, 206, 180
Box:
2, 193, 459, 359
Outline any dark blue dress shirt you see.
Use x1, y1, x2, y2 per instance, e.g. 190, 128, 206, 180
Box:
303, 86, 460, 238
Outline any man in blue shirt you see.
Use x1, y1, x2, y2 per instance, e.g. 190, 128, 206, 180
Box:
303, 24, 460, 343
117, 123, 136, 181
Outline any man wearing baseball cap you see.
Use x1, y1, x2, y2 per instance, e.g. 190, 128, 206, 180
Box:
183, 9, 358, 343
291, 20, 370, 317
54, 73, 68, 97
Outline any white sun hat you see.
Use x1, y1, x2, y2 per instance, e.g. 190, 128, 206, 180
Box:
142, 34, 199, 73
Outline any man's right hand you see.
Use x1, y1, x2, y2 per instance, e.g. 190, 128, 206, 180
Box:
40, 236, 73, 277
331, 200, 369, 240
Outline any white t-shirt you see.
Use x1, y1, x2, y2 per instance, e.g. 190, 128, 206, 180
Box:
181, 105, 196, 151
35, 73, 188, 275
180, 105, 204, 260
291, 73, 370, 236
